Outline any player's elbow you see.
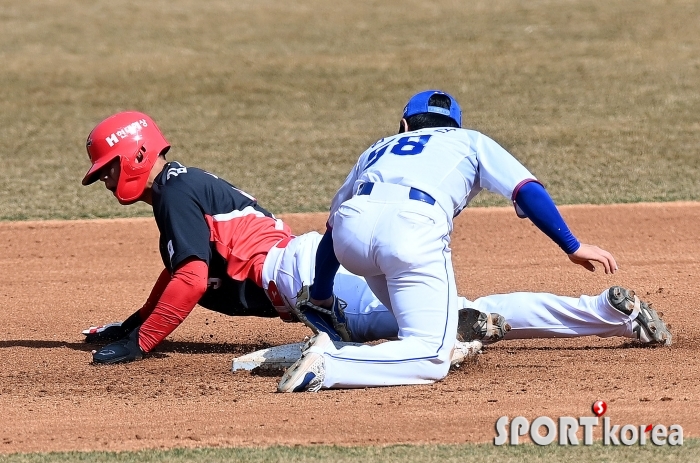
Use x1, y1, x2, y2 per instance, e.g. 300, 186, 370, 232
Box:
187, 273, 209, 297
173, 259, 209, 296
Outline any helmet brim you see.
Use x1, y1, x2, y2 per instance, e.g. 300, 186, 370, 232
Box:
82, 154, 118, 186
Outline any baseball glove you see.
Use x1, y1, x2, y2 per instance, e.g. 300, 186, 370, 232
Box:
82, 310, 142, 343
292, 285, 353, 342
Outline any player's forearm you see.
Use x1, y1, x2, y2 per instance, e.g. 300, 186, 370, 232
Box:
138, 267, 172, 321
138, 259, 209, 352
309, 226, 341, 301
514, 181, 580, 254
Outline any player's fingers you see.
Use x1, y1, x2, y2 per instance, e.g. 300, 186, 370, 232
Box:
607, 252, 619, 273
597, 248, 617, 274
588, 249, 611, 274
568, 254, 595, 272
573, 243, 618, 274
581, 260, 596, 272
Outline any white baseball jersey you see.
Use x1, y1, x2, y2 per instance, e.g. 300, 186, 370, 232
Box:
298, 127, 545, 389
328, 128, 537, 230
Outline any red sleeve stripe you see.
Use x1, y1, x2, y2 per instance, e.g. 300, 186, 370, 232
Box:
511, 179, 543, 218
511, 178, 543, 202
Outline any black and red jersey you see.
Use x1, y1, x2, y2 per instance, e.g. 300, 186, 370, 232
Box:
151, 161, 290, 316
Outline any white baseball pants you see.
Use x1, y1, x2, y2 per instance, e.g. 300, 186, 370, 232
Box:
261, 230, 637, 384
321, 185, 458, 388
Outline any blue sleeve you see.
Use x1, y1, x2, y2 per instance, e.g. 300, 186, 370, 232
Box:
514, 182, 581, 254
309, 228, 341, 300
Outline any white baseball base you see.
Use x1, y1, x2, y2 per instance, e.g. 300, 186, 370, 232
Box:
231, 339, 482, 371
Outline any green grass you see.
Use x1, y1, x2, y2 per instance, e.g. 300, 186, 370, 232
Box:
1, 442, 698, 463
1, 0, 699, 220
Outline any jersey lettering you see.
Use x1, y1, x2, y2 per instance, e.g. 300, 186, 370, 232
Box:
364, 140, 392, 170
363, 135, 433, 171
166, 166, 188, 180
167, 240, 174, 264
390, 134, 432, 155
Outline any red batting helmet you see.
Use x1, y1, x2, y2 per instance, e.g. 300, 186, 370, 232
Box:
82, 111, 170, 204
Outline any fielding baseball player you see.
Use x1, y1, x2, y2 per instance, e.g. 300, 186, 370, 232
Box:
278, 89, 629, 393
81, 110, 670, 367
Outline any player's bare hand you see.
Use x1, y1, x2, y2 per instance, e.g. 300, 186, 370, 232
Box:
567, 243, 618, 274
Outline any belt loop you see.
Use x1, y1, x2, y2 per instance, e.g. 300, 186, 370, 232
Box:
356, 182, 434, 205
357, 182, 374, 196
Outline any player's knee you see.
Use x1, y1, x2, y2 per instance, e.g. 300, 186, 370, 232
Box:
424, 357, 451, 381
404, 339, 453, 381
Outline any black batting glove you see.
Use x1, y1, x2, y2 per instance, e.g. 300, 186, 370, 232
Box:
83, 310, 142, 343
92, 326, 144, 365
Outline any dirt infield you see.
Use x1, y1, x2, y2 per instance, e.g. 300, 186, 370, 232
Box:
1, 203, 698, 453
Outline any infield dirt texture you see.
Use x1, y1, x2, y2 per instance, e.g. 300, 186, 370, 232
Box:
1, 0, 699, 458
2, 206, 700, 452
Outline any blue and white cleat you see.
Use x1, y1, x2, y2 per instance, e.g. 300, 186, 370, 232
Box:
277, 332, 331, 393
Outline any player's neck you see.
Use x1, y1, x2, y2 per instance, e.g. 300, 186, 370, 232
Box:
140, 157, 168, 205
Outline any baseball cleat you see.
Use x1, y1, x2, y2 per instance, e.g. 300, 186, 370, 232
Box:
457, 308, 511, 344
277, 332, 330, 393
608, 286, 672, 346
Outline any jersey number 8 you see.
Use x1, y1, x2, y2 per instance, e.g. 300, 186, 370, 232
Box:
365, 134, 432, 170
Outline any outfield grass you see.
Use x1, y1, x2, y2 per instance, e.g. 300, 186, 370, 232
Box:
1, 442, 698, 463
1, 0, 699, 220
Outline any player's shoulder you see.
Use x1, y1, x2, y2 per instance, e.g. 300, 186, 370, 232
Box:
436, 127, 483, 138
154, 161, 214, 199
446, 128, 499, 147
157, 162, 217, 187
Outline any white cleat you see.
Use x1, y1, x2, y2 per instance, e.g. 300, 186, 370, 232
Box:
277, 332, 331, 392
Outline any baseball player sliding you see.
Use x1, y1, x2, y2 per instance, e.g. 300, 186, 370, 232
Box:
278, 90, 670, 393
80, 110, 671, 370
